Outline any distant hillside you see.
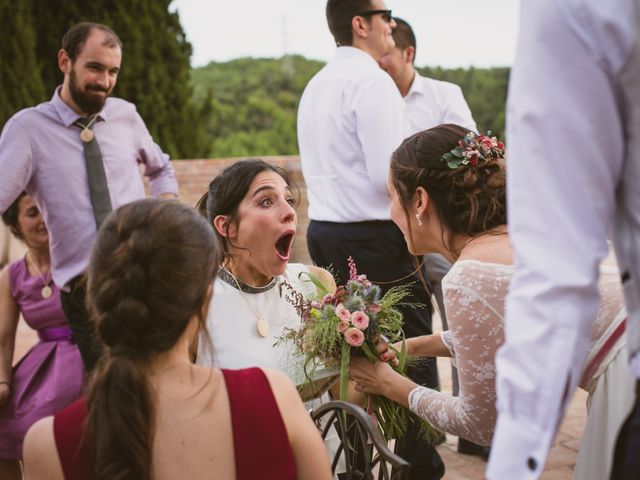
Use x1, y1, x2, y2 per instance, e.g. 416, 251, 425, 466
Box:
191, 56, 508, 158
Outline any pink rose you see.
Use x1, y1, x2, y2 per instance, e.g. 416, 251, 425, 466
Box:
350, 311, 370, 330
337, 319, 350, 333
335, 303, 351, 322
322, 293, 334, 304
344, 327, 365, 347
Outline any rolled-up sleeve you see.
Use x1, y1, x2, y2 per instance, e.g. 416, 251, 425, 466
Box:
0, 118, 34, 213
133, 110, 179, 198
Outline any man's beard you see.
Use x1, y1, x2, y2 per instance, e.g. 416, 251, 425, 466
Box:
69, 68, 110, 115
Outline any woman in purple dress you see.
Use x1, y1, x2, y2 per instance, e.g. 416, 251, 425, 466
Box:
0, 193, 84, 479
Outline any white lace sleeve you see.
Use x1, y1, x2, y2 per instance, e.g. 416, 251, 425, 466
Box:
406, 271, 506, 446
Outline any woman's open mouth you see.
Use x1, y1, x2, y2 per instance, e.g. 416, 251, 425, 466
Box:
275, 231, 295, 261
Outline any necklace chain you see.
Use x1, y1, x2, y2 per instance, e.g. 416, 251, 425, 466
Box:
26, 253, 53, 299
220, 266, 279, 337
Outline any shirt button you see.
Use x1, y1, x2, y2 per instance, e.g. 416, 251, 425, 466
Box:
527, 457, 537, 471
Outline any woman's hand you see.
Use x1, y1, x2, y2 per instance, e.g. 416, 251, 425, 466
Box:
350, 357, 395, 396
350, 357, 416, 408
371, 334, 399, 366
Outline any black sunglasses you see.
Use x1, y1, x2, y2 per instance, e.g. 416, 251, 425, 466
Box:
356, 9, 393, 23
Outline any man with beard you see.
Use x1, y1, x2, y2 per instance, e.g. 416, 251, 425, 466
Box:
297, 1, 444, 478
0, 22, 178, 371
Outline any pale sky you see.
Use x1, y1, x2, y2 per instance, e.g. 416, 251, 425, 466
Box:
171, 0, 520, 68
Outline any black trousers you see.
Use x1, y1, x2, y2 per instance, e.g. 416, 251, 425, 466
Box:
308, 220, 445, 480
611, 381, 640, 479
60, 274, 103, 371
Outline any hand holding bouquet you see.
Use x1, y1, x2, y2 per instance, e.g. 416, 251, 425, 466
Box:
279, 257, 435, 441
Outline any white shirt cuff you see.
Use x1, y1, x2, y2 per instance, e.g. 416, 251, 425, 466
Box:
486, 412, 556, 479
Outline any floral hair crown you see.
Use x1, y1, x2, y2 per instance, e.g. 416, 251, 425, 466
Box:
441, 131, 505, 169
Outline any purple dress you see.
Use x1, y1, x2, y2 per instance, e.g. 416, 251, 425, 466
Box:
0, 258, 84, 459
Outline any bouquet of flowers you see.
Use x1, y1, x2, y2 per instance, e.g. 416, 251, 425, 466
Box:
279, 257, 432, 441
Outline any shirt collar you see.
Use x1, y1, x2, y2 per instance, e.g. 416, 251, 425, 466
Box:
51, 85, 108, 127
334, 46, 381, 68
406, 71, 424, 98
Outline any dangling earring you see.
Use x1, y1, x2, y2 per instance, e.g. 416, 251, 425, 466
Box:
415, 213, 423, 226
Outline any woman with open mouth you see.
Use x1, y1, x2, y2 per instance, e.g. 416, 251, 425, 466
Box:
195, 159, 336, 393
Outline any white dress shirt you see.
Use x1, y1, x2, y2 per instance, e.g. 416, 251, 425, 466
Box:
488, 0, 639, 478
404, 73, 477, 134
297, 47, 407, 222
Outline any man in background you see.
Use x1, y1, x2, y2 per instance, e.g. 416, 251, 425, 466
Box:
0, 22, 178, 371
297, 1, 443, 478
379, 15, 487, 460
378, 17, 476, 133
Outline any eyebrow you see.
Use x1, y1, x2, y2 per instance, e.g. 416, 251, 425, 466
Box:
251, 185, 291, 197
84, 61, 119, 72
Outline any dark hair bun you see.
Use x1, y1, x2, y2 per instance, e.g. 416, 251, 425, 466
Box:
391, 124, 507, 245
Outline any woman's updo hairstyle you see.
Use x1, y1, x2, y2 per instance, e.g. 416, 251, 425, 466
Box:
391, 124, 507, 253
86, 199, 218, 480
195, 159, 297, 261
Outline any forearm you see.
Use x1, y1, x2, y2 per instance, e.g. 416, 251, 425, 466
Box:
379, 372, 417, 408
404, 334, 451, 358
0, 336, 15, 383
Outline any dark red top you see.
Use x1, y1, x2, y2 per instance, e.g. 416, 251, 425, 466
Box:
53, 367, 296, 479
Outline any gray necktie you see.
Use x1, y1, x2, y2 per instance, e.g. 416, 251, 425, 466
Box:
74, 116, 112, 229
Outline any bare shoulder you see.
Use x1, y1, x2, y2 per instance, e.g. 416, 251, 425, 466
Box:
261, 368, 306, 415
262, 368, 298, 401
23, 416, 65, 480
306, 265, 337, 293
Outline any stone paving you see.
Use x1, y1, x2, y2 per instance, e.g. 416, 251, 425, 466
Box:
13, 310, 586, 479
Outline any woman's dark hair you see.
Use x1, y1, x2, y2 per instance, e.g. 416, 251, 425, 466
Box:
390, 124, 507, 256
86, 199, 218, 480
1, 192, 28, 239
196, 159, 296, 261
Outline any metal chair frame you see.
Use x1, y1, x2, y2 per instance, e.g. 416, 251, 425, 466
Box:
311, 400, 410, 480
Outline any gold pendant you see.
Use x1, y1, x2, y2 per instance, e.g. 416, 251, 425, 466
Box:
80, 129, 94, 143
41, 285, 53, 299
256, 317, 270, 337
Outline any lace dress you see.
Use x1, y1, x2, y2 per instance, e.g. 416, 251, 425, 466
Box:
408, 260, 627, 447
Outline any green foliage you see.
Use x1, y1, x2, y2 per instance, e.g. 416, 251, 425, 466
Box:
1, 0, 210, 159
191, 57, 509, 158
418, 65, 510, 137
191, 55, 325, 158
0, 0, 46, 129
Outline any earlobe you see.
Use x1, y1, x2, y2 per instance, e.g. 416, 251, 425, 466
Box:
58, 49, 70, 74
352, 16, 368, 38
213, 215, 236, 239
415, 187, 429, 218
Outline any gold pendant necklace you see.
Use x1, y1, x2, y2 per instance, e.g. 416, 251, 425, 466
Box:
221, 266, 278, 338
26, 253, 53, 299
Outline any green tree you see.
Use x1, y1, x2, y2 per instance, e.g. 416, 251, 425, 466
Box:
0, 0, 46, 129
5, 0, 210, 158
191, 57, 509, 158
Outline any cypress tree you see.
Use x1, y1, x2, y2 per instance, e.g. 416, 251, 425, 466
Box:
25, 0, 210, 159
0, 0, 46, 129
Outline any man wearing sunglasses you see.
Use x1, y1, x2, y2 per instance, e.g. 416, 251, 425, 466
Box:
297, 1, 444, 479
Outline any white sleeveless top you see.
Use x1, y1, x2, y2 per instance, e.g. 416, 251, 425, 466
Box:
197, 263, 316, 386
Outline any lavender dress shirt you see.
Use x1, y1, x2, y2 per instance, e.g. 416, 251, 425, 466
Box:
0, 87, 179, 287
